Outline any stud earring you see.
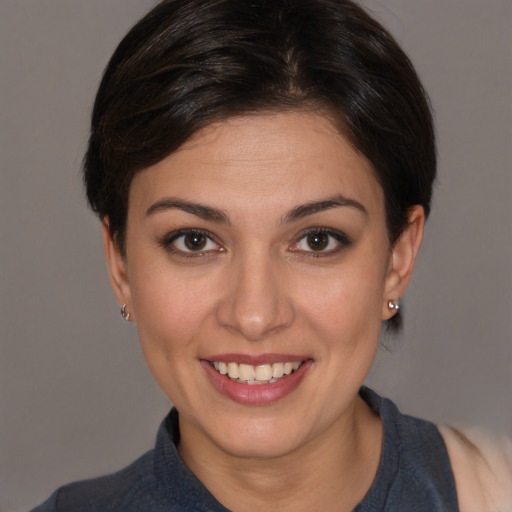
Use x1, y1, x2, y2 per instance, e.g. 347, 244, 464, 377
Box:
120, 304, 131, 321
388, 299, 400, 311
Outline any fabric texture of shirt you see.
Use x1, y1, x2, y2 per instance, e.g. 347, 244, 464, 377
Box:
30, 388, 459, 511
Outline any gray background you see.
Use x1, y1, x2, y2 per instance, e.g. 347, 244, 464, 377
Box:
1, 1, 510, 510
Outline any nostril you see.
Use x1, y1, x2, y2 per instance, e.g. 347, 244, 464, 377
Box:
216, 300, 294, 341
215, 262, 295, 339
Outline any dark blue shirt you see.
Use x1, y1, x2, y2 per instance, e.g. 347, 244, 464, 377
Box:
31, 388, 459, 511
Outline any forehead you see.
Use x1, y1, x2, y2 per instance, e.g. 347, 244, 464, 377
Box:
128, 111, 384, 219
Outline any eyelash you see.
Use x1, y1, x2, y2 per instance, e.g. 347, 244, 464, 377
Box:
159, 229, 223, 259
160, 227, 351, 260
290, 228, 351, 257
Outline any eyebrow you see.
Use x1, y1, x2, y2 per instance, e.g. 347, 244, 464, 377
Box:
281, 194, 367, 223
145, 198, 231, 224
145, 194, 367, 225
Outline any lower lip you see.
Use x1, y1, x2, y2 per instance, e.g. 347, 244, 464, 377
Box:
201, 359, 313, 405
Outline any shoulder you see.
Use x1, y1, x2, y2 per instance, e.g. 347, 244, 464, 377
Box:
439, 425, 512, 512
358, 388, 459, 511
29, 450, 163, 512
29, 408, 228, 512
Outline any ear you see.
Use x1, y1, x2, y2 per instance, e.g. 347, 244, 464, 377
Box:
102, 220, 134, 321
382, 205, 425, 320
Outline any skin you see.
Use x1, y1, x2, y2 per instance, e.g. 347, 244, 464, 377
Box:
104, 111, 425, 511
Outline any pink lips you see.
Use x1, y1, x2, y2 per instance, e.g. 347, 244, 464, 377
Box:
200, 357, 313, 405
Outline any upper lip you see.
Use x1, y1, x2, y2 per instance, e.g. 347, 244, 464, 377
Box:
201, 353, 309, 366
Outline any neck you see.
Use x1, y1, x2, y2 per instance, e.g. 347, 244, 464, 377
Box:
177, 396, 382, 512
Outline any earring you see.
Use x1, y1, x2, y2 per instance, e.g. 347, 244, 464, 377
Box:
120, 304, 131, 321
388, 299, 400, 311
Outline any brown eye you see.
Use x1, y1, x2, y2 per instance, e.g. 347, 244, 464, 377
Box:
306, 232, 329, 251
164, 229, 223, 255
290, 228, 351, 255
184, 232, 207, 251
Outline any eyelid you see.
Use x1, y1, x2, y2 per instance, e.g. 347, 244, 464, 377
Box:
160, 228, 224, 257
289, 227, 351, 255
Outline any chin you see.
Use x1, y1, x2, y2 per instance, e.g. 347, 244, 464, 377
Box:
201, 410, 311, 460
218, 430, 303, 460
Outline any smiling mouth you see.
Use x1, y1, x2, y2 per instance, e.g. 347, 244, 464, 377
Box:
209, 361, 304, 385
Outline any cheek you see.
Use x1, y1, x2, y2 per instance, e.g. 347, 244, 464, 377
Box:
129, 270, 222, 404
130, 266, 221, 354
294, 261, 386, 348
299, 266, 386, 319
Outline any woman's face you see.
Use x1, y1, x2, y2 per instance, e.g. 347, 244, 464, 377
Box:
105, 111, 421, 460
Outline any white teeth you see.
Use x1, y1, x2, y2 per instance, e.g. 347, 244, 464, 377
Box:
246, 379, 266, 385
272, 362, 284, 378
255, 364, 273, 381
211, 360, 303, 383
227, 362, 239, 379
238, 363, 255, 381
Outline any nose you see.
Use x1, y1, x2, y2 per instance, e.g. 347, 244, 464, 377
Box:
216, 251, 295, 341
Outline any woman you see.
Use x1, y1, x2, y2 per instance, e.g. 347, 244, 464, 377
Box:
31, 0, 511, 511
